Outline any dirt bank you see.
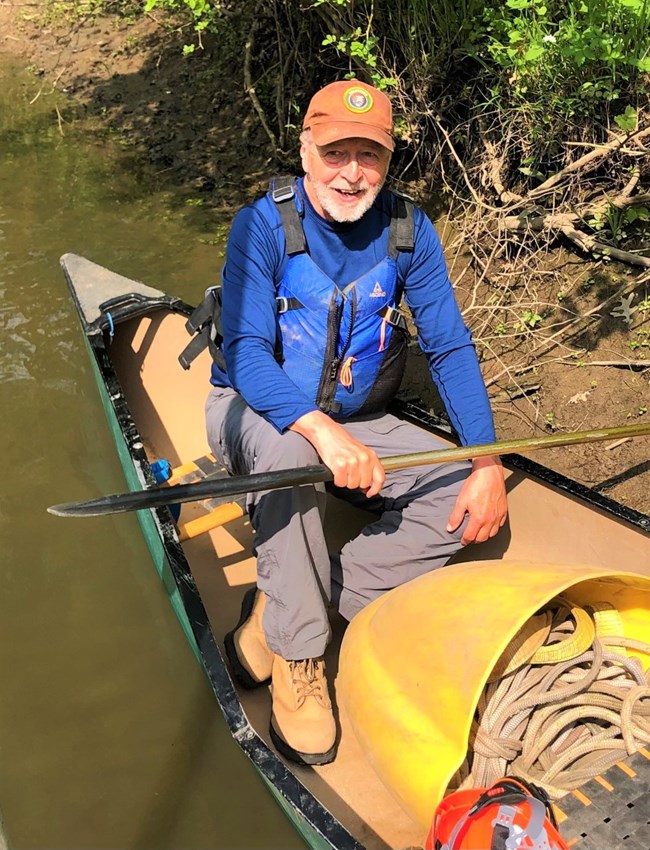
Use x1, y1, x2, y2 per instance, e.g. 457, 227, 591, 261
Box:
2, 0, 649, 514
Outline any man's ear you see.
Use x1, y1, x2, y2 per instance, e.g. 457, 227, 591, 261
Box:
300, 141, 310, 175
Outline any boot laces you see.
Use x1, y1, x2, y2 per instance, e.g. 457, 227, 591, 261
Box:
290, 659, 327, 706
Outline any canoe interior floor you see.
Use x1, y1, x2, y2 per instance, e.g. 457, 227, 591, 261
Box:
111, 310, 650, 850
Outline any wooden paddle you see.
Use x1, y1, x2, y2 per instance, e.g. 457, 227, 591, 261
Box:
47, 422, 650, 518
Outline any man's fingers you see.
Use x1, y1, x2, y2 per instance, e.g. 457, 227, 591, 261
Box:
446, 504, 466, 534
365, 464, 385, 499
462, 517, 503, 545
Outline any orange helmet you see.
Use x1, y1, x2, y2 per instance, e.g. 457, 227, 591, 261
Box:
425, 777, 570, 850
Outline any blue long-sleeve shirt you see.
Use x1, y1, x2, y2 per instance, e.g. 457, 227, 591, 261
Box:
211, 178, 496, 446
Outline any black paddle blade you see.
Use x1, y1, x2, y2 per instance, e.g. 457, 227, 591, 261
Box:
48, 464, 333, 517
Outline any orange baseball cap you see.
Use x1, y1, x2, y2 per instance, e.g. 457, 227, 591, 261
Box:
302, 81, 394, 151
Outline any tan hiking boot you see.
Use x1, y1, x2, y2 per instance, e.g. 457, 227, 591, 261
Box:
224, 587, 273, 689
270, 656, 337, 765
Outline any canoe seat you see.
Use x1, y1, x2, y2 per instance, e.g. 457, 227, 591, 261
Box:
337, 559, 650, 829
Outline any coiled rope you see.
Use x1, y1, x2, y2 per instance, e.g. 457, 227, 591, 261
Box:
457, 599, 650, 798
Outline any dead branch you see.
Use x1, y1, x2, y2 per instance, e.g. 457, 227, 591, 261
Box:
503, 212, 650, 269
612, 167, 642, 206
558, 222, 650, 269
605, 438, 632, 450
430, 114, 489, 209
481, 127, 523, 204
575, 360, 650, 370
244, 28, 278, 150
526, 127, 650, 200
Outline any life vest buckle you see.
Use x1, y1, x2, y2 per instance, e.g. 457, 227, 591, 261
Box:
276, 296, 291, 314
379, 305, 408, 331
272, 183, 295, 204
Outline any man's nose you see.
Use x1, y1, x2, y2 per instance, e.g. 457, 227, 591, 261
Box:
340, 158, 361, 182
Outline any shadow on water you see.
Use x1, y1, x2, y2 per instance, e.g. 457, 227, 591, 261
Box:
0, 59, 303, 849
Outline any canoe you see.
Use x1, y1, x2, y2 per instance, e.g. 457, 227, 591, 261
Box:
59, 253, 650, 850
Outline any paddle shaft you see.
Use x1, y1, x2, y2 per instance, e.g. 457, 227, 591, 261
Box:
47, 421, 650, 518
380, 421, 650, 472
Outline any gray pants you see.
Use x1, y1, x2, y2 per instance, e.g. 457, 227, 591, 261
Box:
206, 386, 470, 660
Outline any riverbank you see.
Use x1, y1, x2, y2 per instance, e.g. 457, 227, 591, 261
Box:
1, 0, 649, 515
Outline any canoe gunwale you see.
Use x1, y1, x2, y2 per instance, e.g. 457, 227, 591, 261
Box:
60, 252, 187, 337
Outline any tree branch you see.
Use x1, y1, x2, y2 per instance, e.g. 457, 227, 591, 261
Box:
244, 27, 278, 150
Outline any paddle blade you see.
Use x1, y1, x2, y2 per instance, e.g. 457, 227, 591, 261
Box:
47, 464, 333, 517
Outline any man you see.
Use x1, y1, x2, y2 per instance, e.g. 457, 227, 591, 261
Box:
205, 80, 507, 767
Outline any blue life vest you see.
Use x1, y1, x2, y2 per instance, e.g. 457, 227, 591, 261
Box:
179, 177, 415, 418
272, 177, 414, 416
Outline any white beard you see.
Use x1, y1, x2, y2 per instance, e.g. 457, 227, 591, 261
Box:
308, 177, 383, 223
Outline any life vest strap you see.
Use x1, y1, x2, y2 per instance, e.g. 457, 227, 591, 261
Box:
270, 175, 306, 256
179, 286, 225, 371
184, 285, 220, 335
276, 296, 304, 314
270, 176, 415, 261
179, 327, 213, 371
387, 193, 415, 258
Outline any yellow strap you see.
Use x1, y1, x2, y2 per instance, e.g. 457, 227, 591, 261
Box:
530, 603, 595, 664
590, 602, 627, 656
378, 313, 389, 352
340, 356, 356, 388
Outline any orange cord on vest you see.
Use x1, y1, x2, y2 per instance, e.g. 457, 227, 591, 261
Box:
378, 313, 389, 352
340, 356, 356, 388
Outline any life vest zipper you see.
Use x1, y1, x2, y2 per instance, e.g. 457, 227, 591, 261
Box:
316, 292, 356, 412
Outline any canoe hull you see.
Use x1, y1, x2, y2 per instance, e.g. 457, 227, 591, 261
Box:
60, 253, 650, 850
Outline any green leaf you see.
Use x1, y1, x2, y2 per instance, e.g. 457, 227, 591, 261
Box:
518, 166, 544, 178
614, 106, 637, 132
523, 44, 545, 61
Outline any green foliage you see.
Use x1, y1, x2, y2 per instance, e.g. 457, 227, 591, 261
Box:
587, 203, 650, 246
307, 0, 650, 189
614, 105, 639, 131
108, 0, 649, 199
630, 330, 650, 350
143, 0, 225, 42
31, 0, 117, 26
461, 0, 650, 175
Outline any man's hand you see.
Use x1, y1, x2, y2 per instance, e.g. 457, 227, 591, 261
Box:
290, 410, 385, 497
446, 455, 507, 545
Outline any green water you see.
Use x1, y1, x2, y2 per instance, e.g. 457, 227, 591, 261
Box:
0, 61, 303, 849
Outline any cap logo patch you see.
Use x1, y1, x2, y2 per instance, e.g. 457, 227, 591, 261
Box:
343, 87, 373, 114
